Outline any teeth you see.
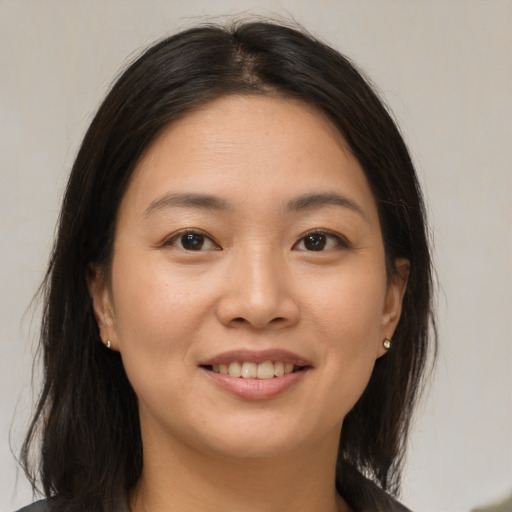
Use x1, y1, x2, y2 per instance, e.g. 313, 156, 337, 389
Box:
274, 361, 285, 377
257, 361, 275, 379
228, 361, 242, 377
241, 362, 257, 378
210, 361, 302, 379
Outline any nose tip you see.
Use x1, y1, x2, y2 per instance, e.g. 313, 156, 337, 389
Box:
215, 255, 300, 330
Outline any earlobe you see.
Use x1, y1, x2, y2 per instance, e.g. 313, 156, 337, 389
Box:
87, 265, 117, 349
379, 258, 409, 356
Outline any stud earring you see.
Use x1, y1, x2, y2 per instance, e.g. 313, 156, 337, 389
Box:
106, 339, 111, 349
383, 337, 391, 350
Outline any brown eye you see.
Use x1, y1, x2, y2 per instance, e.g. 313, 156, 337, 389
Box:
181, 233, 205, 250
303, 233, 327, 251
294, 231, 348, 252
165, 230, 219, 251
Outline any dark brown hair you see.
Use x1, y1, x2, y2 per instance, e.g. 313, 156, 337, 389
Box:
21, 20, 436, 511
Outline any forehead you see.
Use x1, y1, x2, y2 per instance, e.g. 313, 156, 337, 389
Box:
118, 95, 378, 221
141, 95, 346, 167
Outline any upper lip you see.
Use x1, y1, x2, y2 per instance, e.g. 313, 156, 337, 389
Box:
199, 349, 312, 367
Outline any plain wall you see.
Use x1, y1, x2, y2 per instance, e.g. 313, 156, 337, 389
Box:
1, 1, 511, 511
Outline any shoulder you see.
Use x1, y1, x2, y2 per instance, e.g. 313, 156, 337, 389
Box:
344, 480, 412, 512
350, 479, 412, 512
14, 499, 53, 512
339, 464, 412, 512
361, 477, 412, 511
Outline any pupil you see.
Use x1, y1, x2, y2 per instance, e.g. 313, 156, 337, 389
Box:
182, 233, 204, 250
305, 234, 326, 251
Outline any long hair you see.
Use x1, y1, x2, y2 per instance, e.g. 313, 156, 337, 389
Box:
21, 20, 436, 511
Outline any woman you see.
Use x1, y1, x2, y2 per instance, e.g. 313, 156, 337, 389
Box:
18, 20, 435, 512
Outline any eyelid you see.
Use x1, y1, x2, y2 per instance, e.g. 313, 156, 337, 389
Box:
293, 229, 351, 251
161, 228, 349, 251
162, 228, 221, 250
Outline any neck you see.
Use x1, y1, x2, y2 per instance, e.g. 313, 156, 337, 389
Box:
130, 427, 349, 512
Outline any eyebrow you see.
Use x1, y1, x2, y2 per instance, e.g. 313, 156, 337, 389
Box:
143, 192, 232, 218
285, 192, 364, 216
143, 191, 364, 219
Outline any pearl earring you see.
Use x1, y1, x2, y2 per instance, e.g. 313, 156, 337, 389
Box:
106, 339, 111, 349
383, 337, 391, 350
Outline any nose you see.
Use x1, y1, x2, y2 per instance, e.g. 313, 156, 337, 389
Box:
215, 249, 300, 330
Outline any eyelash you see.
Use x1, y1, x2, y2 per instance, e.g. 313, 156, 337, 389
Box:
163, 229, 220, 251
293, 230, 350, 252
163, 228, 350, 253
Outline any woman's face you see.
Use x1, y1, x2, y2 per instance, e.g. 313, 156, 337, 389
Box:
91, 95, 406, 461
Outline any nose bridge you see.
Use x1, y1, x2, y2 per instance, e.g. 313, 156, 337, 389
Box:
217, 244, 299, 328
243, 247, 281, 307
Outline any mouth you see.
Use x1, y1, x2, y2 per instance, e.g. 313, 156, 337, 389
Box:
200, 361, 309, 380
199, 350, 312, 400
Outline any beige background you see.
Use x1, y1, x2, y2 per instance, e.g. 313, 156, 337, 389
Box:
1, 1, 511, 511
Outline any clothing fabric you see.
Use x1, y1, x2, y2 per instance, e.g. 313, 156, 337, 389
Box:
15, 501, 50, 512
15, 487, 412, 512
342, 476, 413, 511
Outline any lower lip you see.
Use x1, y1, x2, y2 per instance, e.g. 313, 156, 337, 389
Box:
202, 368, 310, 400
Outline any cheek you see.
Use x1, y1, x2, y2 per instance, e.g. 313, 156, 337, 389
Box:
304, 260, 387, 345
109, 252, 217, 376
108, 256, 213, 419
113, 251, 206, 330
300, 263, 386, 414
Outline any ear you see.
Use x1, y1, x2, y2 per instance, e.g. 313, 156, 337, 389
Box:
377, 258, 409, 357
87, 265, 118, 350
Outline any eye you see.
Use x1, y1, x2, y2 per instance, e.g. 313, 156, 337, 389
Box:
164, 230, 219, 251
294, 231, 348, 252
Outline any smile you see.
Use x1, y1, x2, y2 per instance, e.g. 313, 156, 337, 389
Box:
199, 350, 312, 400
205, 361, 304, 379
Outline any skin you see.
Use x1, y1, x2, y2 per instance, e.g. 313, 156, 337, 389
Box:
90, 95, 408, 512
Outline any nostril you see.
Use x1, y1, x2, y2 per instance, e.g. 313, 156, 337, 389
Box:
231, 316, 289, 327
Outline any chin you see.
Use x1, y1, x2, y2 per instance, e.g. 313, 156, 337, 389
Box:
205, 432, 302, 460
188, 411, 332, 461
